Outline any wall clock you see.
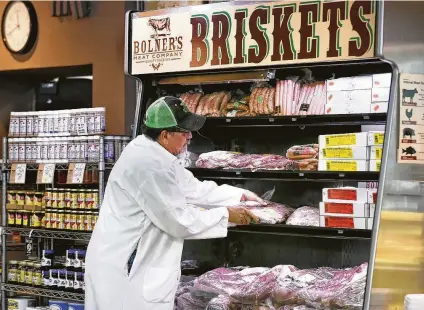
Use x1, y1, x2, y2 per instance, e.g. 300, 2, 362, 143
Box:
1, 1, 38, 54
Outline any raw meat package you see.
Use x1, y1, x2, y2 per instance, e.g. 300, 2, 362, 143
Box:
194, 265, 296, 304
272, 263, 368, 309
249, 86, 275, 116
180, 92, 203, 113
195, 151, 303, 171
286, 144, 318, 160
230, 201, 294, 224
286, 206, 319, 227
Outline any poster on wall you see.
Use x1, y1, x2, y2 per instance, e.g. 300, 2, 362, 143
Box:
398, 73, 424, 164
127, 0, 376, 75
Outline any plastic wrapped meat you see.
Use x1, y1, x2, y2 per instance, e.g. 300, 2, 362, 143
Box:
286, 206, 319, 227
242, 202, 294, 224
175, 291, 210, 310
272, 263, 368, 309
196, 151, 240, 169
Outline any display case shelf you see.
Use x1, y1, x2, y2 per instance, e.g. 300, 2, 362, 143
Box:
189, 168, 380, 182
3, 228, 92, 241
229, 224, 372, 240
5, 163, 102, 171
1, 283, 84, 301
200, 113, 387, 128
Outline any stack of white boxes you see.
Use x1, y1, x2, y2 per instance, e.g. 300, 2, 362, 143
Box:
318, 131, 385, 171
325, 73, 391, 114
319, 186, 377, 230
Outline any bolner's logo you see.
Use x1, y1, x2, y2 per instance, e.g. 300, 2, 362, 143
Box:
133, 15, 183, 71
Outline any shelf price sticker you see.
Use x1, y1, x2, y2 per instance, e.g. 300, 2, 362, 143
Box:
67, 163, 86, 184
37, 164, 55, 184
10, 163, 26, 184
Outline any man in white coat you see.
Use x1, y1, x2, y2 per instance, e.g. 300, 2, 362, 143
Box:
85, 96, 263, 310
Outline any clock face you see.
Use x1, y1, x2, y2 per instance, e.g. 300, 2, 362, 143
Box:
2, 1, 38, 54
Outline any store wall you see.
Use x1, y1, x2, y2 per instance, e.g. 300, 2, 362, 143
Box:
0, 1, 133, 135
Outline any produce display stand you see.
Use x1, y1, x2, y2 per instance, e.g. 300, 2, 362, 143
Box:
125, 1, 396, 309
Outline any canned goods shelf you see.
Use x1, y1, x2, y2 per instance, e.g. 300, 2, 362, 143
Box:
1, 283, 85, 301
3, 227, 92, 241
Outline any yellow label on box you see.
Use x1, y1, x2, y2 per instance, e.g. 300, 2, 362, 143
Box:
325, 134, 356, 146
326, 161, 358, 171
322, 147, 353, 159
375, 147, 382, 159
376, 161, 381, 171
374, 133, 384, 145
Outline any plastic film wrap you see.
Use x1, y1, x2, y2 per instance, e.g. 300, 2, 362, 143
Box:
286, 206, 319, 227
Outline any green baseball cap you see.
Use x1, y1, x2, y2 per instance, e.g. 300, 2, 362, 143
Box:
144, 96, 206, 132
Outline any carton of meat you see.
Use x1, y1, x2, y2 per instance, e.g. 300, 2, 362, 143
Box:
367, 189, 378, 204
327, 89, 372, 106
319, 146, 369, 160
369, 146, 383, 159
370, 101, 388, 113
372, 73, 392, 88
318, 159, 369, 171
318, 132, 369, 148
319, 215, 367, 229
322, 187, 368, 202
319, 201, 368, 217
325, 102, 371, 115
367, 131, 385, 146
367, 217, 375, 229
369, 159, 381, 172
369, 204, 375, 217
326, 76, 373, 91
372, 87, 390, 102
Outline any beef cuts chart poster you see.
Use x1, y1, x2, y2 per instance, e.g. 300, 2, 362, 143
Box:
129, 0, 376, 75
398, 73, 424, 163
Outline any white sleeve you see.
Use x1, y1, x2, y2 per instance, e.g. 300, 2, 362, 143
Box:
137, 166, 229, 239
181, 168, 244, 208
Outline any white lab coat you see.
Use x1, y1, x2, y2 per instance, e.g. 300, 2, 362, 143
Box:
85, 135, 244, 310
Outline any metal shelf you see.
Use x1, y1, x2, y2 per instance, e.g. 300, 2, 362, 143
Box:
5, 163, 101, 171
2, 283, 84, 301
200, 113, 387, 128
189, 168, 380, 182
229, 224, 372, 240
3, 228, 92, 241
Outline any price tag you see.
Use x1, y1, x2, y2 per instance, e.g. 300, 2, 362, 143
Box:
25, 237, 33, 257
67, 163, 86, 184
37, 164, 55, 184
11, 163, 26, 184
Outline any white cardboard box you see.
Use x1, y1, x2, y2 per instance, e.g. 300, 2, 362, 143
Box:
319, 132, 369, 148
367, 131, 385, 146
372, 73, 392, 88
318, 160, 368, 171
319, 201, 368, 217
369, 159, 381, 171
320, 215, 367, 229
326, 76, 373, 91
370, 101, 388, 113
372, 87, 390, 102
327, 89, 371, 106
368, 189, 378, 203
319, 146, 369, 160
369, 146, 383, 159
325, 102, 371, 115
369, 204, 375, 217
367, 217, 374, 229
322, 187, 368, 202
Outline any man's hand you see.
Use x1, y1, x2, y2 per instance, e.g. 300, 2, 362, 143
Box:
241, 190, 267, 205
228, 207, 260, 225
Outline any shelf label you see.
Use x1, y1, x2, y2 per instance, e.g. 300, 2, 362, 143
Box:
37, 164, 55, 184
10, 164, 26, 184
326, 160, 358, 171
325, 134, 356, 147
322, 147, 353, 159
67, 163, 86, 184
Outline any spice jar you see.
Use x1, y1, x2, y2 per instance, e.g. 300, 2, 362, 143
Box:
7, 209, 16, 227
34, 192, 43, 208
70, 211, 78, 230
50, 209, 58, 229
57, 209, 65, 230
92, 190, 99, 209
44, 188, 52, 208
17, 191, 25, 206
57, 170, 67, 184
8, 260, 18, 283
31, 211, 43, 228
43, 208, 52, 229
71, 189, 78, 209
57, 189, 65, 209
25, 191, 34, 206
64, 210, 72, 231
91, 170, 99, 183
7, 190, 17, 205
51, 189, 58, 208
83, 170, 91, 184
41, 249, 54, 267
22, 210, 30, 227
17, 261, 26, 283
64, 189, 71, 209
32, 263, 42, 287
25, 261, 34, 285
76, 212, 84, 231
66, 270, 75, 291
15, 210, 24, 227
85, 211, 92, 231
78, 190, 86, 209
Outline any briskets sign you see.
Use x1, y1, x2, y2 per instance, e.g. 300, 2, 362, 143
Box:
128, 0, 376, 75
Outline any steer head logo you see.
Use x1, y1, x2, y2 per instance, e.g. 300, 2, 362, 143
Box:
148, 17, 171, 38
151, 63, 162, 71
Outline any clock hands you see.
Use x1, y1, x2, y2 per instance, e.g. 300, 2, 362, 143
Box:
6, 26, 18, 36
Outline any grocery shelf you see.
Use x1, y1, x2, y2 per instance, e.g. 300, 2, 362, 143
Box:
228, 224, 372, 240
5, 163, 101, 171
1, 283, 84, 301
201, 113, 387, 128
3, 227, 92, 241
189, 168, 381, 182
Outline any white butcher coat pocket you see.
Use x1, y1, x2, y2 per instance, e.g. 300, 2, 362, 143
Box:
142, 266, 180, 303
